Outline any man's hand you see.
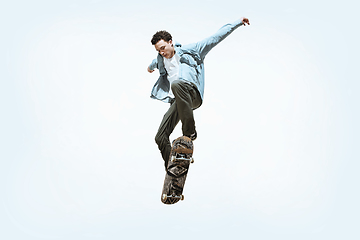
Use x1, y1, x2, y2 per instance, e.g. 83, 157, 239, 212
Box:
242, 17, 250, 26
147, 66, 155, 73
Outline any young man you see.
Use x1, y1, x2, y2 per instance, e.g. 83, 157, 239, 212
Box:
148, 17, 250, 170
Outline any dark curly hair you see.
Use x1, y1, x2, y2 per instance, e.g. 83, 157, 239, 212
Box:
151, 30, 172, 45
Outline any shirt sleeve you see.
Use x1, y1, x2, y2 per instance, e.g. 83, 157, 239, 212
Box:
192, 19, 244, 60
148, 58, 158, 71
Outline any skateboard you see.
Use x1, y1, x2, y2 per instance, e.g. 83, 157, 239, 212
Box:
161, 136, 194, 204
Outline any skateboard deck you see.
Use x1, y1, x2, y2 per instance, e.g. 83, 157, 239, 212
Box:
161, 136, 194, 204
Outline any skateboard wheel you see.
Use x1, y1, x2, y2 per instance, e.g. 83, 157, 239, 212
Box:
162, 194, 167, 201
180, 195, 184, 201
190, 158, 194, 163
171, 156, 176, 162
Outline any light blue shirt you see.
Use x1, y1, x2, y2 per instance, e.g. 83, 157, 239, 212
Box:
149, 19, 244, 108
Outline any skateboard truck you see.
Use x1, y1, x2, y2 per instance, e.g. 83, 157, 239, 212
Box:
162, 193, 184, 201
170, 155, 195, 163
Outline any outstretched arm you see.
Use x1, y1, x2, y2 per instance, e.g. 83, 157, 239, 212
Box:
188, 17, 250, 60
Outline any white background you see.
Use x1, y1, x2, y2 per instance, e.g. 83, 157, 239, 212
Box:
1, 0, 359, 239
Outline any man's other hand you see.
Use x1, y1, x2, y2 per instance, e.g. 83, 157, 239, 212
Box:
147, 67, 155, 73
242, 17, 250, 26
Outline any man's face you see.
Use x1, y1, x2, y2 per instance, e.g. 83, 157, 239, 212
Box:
154, 39, 175, 59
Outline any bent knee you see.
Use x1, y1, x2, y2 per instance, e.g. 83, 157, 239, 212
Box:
155, 134, 162, 146
171, 80, 183, 92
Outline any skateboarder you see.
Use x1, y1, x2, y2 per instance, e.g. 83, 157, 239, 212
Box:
148, 17, 250, 170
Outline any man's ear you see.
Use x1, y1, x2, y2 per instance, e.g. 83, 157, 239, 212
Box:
169, 39, 173, 46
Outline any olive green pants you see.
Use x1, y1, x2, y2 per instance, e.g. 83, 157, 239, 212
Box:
155, 80, 202, 168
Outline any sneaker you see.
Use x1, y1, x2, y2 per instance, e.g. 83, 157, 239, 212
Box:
185, 131, 197, 141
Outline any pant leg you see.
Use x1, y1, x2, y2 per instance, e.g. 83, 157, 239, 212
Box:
155, 80, 201, 169
155, 102, 180, 168
171, 80, 202, 137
